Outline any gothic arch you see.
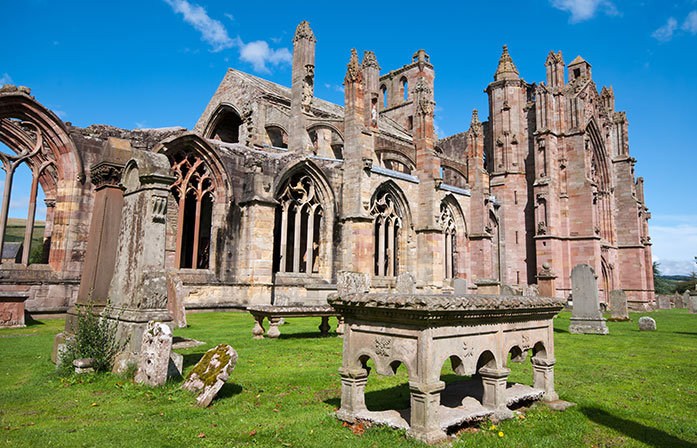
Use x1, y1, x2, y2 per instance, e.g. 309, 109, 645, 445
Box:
273, 160, 336, 279
155, 133, 231, 270
203, 103, 244, 143
306, 124, 344, 159
441, 194, 467, 279
370, 181, 412, 277
586, 118, 614, 243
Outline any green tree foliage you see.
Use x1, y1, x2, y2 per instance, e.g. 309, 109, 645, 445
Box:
653, 262, 676, 295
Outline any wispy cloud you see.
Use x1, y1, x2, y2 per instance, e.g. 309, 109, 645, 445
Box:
652, 17, 678, 42
0, 73, 13, 85
324, 83, 344, 93
239, 40, 291, 73
649, 215, 697, 274
682, 10, 697, 34
163, 0, 238, 52
549, 0, 619, 23
163, 0, 291, 73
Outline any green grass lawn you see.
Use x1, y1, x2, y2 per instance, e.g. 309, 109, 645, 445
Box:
1, 310, 696, 447
3, 217, 45, 245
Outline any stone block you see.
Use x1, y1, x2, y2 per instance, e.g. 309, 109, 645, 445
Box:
0, 292, 29, 328
638, 316, 656, 331
395, 272, 416, 294
337, 271, 370, 296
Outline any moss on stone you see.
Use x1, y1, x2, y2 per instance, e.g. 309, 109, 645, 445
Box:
186, 344, 232, 388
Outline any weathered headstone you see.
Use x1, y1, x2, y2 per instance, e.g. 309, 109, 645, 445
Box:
657, 295, 671, 310
638, 316, 656, 331
568, 264, 609, 335
680, 291, 690, 309
395, 271, 416, 294
522, 284, 539, 297
609, 289, 630, 321
689, 291, 697, 314
166, 272, 187, 328
453, 278, 468, 295
182, 344, 238, 407
134, 321, 173, 386
336, 271, 370, 296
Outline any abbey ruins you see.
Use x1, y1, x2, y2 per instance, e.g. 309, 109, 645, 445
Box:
0, 20, 654, 320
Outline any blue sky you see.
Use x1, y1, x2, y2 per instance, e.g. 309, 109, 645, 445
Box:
1, 0, 695, 274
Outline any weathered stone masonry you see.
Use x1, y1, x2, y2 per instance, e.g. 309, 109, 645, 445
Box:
0, 20, 654, 317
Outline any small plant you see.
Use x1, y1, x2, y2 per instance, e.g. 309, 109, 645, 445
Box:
59, 300, 127, 373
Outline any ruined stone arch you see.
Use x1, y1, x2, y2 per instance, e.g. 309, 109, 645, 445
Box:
306, 123, 344, 159
376, 148, 414, 174
440, 164, 468, 188
264, 123, 288, 149
155, 133, 231, 271
203, 103, 244, 144
0, 89, 85, 271
370, 181, 411, 277
272, 160, 336, 279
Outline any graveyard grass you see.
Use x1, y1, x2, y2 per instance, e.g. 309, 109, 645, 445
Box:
1, 310, 696, 447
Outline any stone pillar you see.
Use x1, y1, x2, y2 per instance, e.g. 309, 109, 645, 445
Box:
103, 149, 175, 370
288, 21, 315, 152
531, 356, 558, 402
537, 262, 557, 297
479, 366, 514, 420
336, 367, 369, 421
407, 380, 446, 444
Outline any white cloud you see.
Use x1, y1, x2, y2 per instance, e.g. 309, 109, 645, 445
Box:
650, 214, 697, 268
652, 17, 678, 42
550, 0, 618, 23
654, 259, 696, 276
682, 10, 697, 34
324, 83, 343, 93
239, 40, 291, 73
0, 73, 12, 85
224, 13, 234, 21
163, 0, 238, 52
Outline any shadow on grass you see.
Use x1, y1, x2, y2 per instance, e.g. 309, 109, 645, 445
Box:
182, 353, 205, 370
554, 327, 569, 334
323, 382, 411, 412
24, 314, 45, 327
216, 382, 243, 400
277, 332, 338, 340
675, 332, 697, 336
580, 407, 696, 448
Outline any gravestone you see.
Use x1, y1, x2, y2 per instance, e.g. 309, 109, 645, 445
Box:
689, 291, 697, 314
500, 284, 520, 296
638, 316, 656, 331
166, 272, 187, 328
336, 271, 370, 296
453, 278, 467, 295
395, 272, 416, 294
568, 264, 609, 335
680, 291, 690, 309
609, 289, 630, 321
134, 322, 173, 387
657, 295, 671, 310
182, 344, 238, 407
522, 284, 539, 297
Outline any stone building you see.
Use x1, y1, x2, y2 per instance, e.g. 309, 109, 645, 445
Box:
0, 21, 654, 316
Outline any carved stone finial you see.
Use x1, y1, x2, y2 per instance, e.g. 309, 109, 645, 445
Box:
361, 51, 380, 70
494, 45, 519, 81
545, 50, 564, 66
469, 109, 482, 135
293, 20, 316, 43
345, 48, 362, 84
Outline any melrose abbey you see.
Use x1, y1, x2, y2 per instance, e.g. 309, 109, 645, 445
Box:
0, 20, 654, 320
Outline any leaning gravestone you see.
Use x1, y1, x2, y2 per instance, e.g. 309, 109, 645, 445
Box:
569, 264, 609, 334
638, 316, 656, 331
395, 271, 416, 294
135, 321, 173, 386
657, 295, 671, 310
609, 289, 630, 321
182, 344, 238, 407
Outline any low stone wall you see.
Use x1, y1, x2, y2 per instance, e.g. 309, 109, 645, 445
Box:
0, 265, 79, 316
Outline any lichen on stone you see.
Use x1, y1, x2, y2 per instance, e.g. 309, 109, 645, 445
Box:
186, 344, 232, 388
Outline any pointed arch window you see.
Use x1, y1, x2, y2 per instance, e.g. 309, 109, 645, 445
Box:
276, 173, 323, 274
371, 190, 402, 277
169, 149, 216, 269
439, 202, 457, 279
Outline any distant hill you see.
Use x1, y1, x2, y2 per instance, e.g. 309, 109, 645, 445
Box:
3, 217, 46, 248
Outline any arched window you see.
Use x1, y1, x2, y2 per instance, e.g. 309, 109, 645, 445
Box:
308, 126, 344, 159
210, 107, 242, 143
169, 148, 215, 269
371, 189, 402, 277
275, 173, 323, 274
380, 85, 387, 108
439, 202, 457, 279
266, 126, 288, 149
400, 77, 408, 102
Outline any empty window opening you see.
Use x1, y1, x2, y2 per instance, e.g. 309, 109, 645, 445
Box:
211, 109, 242, 143
408, 115, 413, 130
380, 85, 387, 108
266, 126, 288, 149
401, 77, 408, 102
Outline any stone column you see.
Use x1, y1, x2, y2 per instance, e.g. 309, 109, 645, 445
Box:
407, 380, 446, 444
531, 356, 558, 402
479, 366, 513, 420
336, 367, 369, 421
103, 149, 175, 370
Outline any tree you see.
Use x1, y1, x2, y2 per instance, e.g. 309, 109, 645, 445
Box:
653, 262, 675, 295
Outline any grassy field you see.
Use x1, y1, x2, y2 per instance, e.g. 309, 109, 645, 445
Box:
3, 217, 45, 246
1, 310, 696, 447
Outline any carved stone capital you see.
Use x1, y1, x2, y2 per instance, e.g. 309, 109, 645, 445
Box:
90, 162, 124, 189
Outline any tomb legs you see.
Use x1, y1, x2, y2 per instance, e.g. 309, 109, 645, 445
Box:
407, 380, 447, 444
532, 357, 558, 402
479, 367, 514, 420
336, 367, 368, 422
267, 317, 282, 338
335, 316, 344, 337
318, 316, 330, 336
252, 315, 265, 339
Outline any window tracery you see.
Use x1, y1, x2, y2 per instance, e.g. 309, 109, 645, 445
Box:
439, 202, 457, 279
371, 190, 402, 277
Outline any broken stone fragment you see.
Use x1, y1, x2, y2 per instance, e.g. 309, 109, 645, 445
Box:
182, 344, 238, 407
134, 321, 173, 387
73, 358, 95, 374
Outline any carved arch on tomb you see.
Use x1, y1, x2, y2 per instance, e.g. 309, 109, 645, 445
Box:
531, 341, 547, 359
370, 181, 412, 277
475, 349, 500, 371
306, 123, 344, 159
272, 159, 336, 279
155, 133, 231, 271
356, 352, 417, 382
0, 90, 85, 271
203, 103, 244, 144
